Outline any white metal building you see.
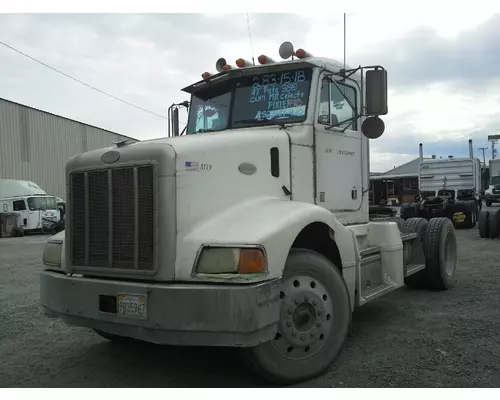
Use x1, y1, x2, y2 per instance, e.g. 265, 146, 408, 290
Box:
0, 97, 138, 199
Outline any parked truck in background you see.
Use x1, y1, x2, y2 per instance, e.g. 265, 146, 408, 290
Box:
40, 42, 458, 384
401, 140, 481, 229
0, 179, 61, 235
484, 159, 500, 207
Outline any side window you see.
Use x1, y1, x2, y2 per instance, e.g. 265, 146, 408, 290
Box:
13, 200, 26, 211
318, 78, 358, 130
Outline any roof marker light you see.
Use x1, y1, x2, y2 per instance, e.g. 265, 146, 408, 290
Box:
222, 64, 234, 71
236, 58, 253, 68
295, 48, 313, 59
201, 72, 212, 80
258, 55, 275, 65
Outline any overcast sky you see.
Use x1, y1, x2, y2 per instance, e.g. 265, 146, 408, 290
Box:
0, 13, 498, 172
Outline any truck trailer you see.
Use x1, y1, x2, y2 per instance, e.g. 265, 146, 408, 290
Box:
40, 42, 458, 384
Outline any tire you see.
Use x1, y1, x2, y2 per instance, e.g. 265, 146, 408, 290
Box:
402, 218, 428, 289
395, 217, 405, 231
479, 210, 490, 238
462, 204, 475, 229
239, 248, 351, 384
422, 217, 457, 290
92, 329, 142, 344
18, 227, 25, 237
488, 209, 500, 239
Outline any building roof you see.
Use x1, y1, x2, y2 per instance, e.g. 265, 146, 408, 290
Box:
0, 96, 139, 142
370, 157, 421, 180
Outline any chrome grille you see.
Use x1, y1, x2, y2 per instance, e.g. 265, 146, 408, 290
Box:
70, 166, 155, 271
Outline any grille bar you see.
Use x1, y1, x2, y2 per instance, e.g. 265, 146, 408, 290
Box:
70, 165, 155, 272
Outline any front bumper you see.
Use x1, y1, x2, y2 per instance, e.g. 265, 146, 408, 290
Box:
40, 270, 281, 347
484, 194, 500, 202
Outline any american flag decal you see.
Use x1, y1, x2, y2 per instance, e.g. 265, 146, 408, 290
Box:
185, 161, 199, 171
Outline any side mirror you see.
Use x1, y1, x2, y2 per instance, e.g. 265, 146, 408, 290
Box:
365, 69, 388, 116
362, 116, 385, 139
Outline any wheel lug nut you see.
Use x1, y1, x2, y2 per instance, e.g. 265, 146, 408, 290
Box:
317, 311, 322, 316
292, 332, 297, 337
295, 299, 301, 305
312, 301, 317, 306
301, 336, 305, 341
288, 309, 293, 315
310, 332, 315, 338
287, 321, 292, 327
304, 296, 309, 302
316, 322, 321, 327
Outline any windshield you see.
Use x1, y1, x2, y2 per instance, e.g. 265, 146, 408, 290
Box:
186, 67, 313, 134
27, 196, 58, 211
491, 176, 500, 186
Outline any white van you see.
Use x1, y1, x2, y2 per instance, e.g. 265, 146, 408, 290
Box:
0, 179, 61, 233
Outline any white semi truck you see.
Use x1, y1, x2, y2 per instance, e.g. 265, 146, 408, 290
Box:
484, 159, 500, 207
0, 179, 61, 234
40, 42, 458, 384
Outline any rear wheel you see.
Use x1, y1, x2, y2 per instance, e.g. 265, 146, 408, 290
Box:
402, 217, 428, 289
239, 249, 351, 384
488, 209, 500, 239
423, 217, 457, 290
479, 210, 490, 238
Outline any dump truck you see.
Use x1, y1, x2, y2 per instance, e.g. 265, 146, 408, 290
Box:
401, 140, 481, 229
40, 42, 458, 384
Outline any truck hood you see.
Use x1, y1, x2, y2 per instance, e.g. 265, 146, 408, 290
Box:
167, 128, 292, 236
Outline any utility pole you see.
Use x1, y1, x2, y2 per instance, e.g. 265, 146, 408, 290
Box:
478, 146, 487, 167
488, 134, 500, 160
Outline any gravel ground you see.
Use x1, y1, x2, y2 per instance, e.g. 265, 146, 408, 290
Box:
1, 224, 500, 388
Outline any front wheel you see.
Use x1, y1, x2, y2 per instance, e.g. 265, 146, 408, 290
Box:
239, 249, 351, 384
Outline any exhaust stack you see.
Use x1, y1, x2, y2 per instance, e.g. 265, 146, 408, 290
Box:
419, 143, 423, 159
469, 139, 473, 159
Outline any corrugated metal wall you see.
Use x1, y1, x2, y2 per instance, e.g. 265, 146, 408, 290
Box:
0, 98, 137, 199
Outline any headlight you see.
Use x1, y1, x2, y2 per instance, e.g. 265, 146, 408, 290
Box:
43, 240, 63, 268
196, 247, 266, 274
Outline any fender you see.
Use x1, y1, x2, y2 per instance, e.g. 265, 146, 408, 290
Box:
175, 196, 357, 284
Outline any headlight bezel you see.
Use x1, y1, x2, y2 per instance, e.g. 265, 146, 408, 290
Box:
193, 245, 268, 276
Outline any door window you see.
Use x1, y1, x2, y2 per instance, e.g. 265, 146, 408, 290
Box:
318, 79, 358, 130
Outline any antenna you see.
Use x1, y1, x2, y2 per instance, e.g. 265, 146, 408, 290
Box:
245, 13, 255, 66
343, 13, 346, 72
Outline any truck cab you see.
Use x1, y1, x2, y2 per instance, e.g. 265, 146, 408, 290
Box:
485, 159, 500, 207
0, 179, 61, 234
40, 42, 458, 384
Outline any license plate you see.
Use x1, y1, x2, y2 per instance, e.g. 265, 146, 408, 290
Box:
116, 294, 147, 320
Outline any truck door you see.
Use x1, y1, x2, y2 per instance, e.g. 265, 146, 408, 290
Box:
314, 74, 363, 212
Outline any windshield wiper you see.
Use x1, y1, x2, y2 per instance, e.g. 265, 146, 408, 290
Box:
196, 128, 224, 133
233, 119, 275, 124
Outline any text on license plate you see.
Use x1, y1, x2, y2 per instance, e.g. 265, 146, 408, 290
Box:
116, 294, 147, 319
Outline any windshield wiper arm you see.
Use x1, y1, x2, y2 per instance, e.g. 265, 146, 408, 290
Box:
233, 119, 276, 124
